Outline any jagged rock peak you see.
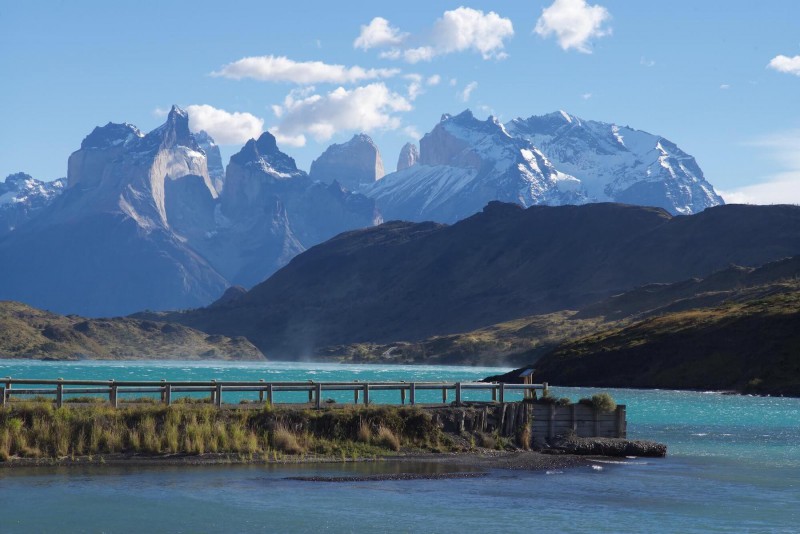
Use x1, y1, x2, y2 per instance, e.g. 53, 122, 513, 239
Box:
146, 105, 196, 150
309, 133, 385, 190
229, 131, 299, 174
397, 142, 419, 171
80, 122, 143, 150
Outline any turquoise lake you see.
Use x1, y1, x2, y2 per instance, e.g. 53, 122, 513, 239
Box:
1, 360, 798, 533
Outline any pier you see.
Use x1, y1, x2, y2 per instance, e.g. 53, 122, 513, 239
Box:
0, 377, 548, 409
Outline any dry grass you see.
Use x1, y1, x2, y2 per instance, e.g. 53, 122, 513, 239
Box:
271, 425, 304, 455
375, 426, 401, 452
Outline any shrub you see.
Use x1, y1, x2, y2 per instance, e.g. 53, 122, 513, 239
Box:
356, 421, 371, 444
375, 426, 401, 452
516, 423, 531, 450
272, 425, 304, 455
579, 392, 617, 412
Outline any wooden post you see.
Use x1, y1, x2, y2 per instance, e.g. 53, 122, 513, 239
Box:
409, 383, 416, 405
160, 379, 167, 402
400, 388, 406, 405
442, 387, 447, 404
267, 384, 274, 405
0, 387, 5, 407
491, 385, 497, 402
56, 380, 64, 408
215, 383, 222, 408
164, 384, 172, 406
571, 403, 577, 432
259, 379, 265, 402
315, 383, 322, 409
354, 388, 360, 404
498, 383, 505, 404
363, 384, 370, 406
210, 380, 217, 405
110, 382, 118, 409
308, 384, 313, 404
455, 383, 462, 406
4, 377, 11, 404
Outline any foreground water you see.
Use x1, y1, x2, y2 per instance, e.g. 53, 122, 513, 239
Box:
1, 360, 798, 532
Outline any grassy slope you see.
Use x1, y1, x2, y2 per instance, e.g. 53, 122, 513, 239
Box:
0, 301, 264, 360
531, 285, 800, 396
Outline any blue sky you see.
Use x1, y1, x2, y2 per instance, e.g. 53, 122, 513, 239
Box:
2, 0, 799, 203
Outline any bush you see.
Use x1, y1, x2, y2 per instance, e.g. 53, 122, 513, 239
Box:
375, 426, 400, 452
579, 392, 617, 412
272, 425, 304, 455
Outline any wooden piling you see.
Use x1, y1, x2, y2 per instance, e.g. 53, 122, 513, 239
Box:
315, 383, 322, 409
259, 379, 265, 402
363, 384, 370, 406
498, 383, 505, 404
409, 383, 416, 405
267, 383, 273, 405
110, 382, 118, 408
455, 383, 462, 406
215, 383, 222, 407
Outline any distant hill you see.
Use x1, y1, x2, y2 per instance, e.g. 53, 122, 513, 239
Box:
0, 301, 263, 360
518, 286, 800, 396
153, 202, 800, 358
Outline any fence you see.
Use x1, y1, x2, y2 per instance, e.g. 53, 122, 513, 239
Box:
0, 377, 548, 409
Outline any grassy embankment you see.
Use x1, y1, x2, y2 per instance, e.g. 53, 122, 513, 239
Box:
0, 402, 457, 462
532, 287, 800, 396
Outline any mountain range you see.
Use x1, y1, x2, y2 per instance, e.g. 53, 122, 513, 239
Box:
1, 106, 724, 316
150, 201, 800, 359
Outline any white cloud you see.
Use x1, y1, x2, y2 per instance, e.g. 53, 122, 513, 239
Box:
767, 55, 800, 76
403, 125, 421, 139
354, 17, 407, 50
427, 74, 441, 86
268, 128, 307, 148
640, 57, 655, 67
460, 81, 478, 102
270, 83, 412, 144
534, 0, 611, 53
184, 104, 264, 144
360, 7, 514, 63
721, 130, 800, 205
211, 55, 399, 84
404, 74, 424, 101
581, 92, 592, 100
720, 84, 730, 90
449, 78, 458, 87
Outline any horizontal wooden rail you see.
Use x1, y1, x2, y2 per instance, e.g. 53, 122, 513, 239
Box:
0, 377, 548, 409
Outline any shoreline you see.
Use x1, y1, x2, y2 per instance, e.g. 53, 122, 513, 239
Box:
0, 449, 597, 476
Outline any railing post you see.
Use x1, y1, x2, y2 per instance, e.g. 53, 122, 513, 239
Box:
110, 381, 118, 408
354, 388, 360, 404
259, 379, 265, 402
4, 377, 11, 403
267, 383, 274, 406
315, 383, 322, 409
160, 379, 167, 402
492, 385, 497, 402
409, 383, 416, 405
455, 383, 462, 406
363, 384, 370, 406
400, 387, 406, 405
210, 380, 217, 405
308, 382, 314, 404
499, 383, 505, 404
215, 382, 222, 408
56, 379, 64, 408
442, 387, 447, 404
0, 387, 5, 407
164, 384, 172, 406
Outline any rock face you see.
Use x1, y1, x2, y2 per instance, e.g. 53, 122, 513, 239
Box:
194, 130, 225, 193
506, 111, 723, 215
0, 173, 65, 235
396, 142, 419, 171
309, 134, 385, 190
364, 111, 585, 223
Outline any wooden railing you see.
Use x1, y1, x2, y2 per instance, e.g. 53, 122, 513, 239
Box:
0, 377, 548, 409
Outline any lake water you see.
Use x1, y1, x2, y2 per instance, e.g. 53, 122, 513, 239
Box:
1, 360, 798, 533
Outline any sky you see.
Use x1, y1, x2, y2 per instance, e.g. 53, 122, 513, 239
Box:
1, 0, 799, 204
